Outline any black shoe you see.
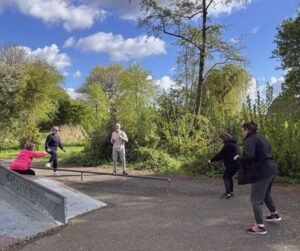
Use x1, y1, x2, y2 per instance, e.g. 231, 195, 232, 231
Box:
246, 224, 267, 235
113, 170, 116, 175
265, 213, 281, 222
122, 170, 128, 176
225, 194, 232, 199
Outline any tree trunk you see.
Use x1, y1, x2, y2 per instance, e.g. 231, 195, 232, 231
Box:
194, 0, 207, 116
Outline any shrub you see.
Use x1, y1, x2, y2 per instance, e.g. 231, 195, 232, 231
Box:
136, 147, 180, 172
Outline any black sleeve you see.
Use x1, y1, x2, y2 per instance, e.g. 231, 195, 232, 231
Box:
45, 135, 51, 151
240, 137, 256, 162
211, 145, 227, 162
59, 139, 63, 150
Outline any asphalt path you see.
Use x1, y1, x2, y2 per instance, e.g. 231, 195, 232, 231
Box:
8, 168, 300, 251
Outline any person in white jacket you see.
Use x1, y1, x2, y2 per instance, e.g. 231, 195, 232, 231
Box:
111, 123, 128, 175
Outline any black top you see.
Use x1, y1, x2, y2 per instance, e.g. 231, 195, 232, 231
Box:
240, 132, 278, 182
45, 134, 63, 151
211, 139, 240, 170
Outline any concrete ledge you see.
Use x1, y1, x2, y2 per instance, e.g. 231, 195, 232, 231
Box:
0, 165, 67, 224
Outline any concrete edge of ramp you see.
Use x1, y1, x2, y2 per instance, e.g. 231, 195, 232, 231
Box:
0, 165, 67, 224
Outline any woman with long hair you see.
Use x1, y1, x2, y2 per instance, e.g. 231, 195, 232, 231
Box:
234, 121, 281, 235
209, 132, 240, 199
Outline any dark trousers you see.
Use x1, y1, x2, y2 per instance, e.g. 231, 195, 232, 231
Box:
13, 169, 35, 175
223, 167, 238, 194
48, 149, 58, 171
251, 174, 277, 224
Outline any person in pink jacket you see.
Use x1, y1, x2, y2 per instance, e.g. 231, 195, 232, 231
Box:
10, 143, 47, 175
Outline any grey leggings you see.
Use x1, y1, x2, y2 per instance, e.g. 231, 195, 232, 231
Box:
251, 174, 277, 224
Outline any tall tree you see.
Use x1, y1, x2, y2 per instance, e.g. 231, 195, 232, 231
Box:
273, 9, 300, 94
115, 64, 157, 146
80, 64, 124, 101
139, 0, 247, 115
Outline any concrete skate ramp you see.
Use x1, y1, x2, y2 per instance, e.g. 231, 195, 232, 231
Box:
0, 165, 66, 223
34, 177, 107, 220
0, 165, 106, 248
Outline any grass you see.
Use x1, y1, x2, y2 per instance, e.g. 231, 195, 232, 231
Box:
0, 145, 84, 162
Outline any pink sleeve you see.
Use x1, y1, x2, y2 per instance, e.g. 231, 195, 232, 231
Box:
31, 151, 47, 158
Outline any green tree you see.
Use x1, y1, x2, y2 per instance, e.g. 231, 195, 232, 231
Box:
80, 64, 124, 101
115, 64, 158, 151
273, 9, 300, 94
139, 0, 247, 115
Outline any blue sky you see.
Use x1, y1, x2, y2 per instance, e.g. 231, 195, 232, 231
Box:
0, 0, 299, 98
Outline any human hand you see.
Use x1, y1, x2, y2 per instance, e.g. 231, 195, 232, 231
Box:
208, 160, 211, 164
233, 155, 240, 161
47, 148, 51, 153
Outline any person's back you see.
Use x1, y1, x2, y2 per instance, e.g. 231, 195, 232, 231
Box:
248, 133, 278, 180
222, 139, 240, 169
10, 145, 46, 174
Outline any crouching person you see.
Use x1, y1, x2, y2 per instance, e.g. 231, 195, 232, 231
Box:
10, 143, 47, 175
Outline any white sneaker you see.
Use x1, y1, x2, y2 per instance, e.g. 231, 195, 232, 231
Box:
45, 163, 51, 168
53, 171, 61, 176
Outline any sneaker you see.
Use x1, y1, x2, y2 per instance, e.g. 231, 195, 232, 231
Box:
246, 224, 267, 235
265, 213, 281, 222
122, 170, 128, 176
53, 171, 61, 176
220, 193, 232, 199
45, 163, 51, 168
113, 170, 117, 175
225, 194, 232, 199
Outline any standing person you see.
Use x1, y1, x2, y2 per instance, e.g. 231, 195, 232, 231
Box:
208, 132, 240, 199
234, 121, 281, 235
111, 123, 128, 175
45, 126, 65, 176
10, 143, 47, 175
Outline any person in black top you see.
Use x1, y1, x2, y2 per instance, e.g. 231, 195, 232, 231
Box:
234, 121, 281, 235
209, 132, 240, 199
45, 126, 65, 176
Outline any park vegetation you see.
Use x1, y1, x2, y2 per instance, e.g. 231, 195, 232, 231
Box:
0, 1, 299, 181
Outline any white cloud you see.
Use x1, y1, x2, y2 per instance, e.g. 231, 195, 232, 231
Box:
73, 70, 81, 78
156, 76, 176, 91
22, 44, 71, 70
64, 37, 76, 48
86, 0, 251, 21
229, 38, 239, 44
250, 26, 260, 34
4, 0, 106, 31
65, 88, 84, 99
247, 76, 284, 102
75, 32, 166, 61
209, 0, 252, 17
0, 0, 12, 14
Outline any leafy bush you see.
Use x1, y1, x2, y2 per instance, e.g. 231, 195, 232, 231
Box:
136, 147, 180, 172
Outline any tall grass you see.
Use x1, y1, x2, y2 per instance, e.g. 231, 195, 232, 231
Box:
58, 125, 86, 145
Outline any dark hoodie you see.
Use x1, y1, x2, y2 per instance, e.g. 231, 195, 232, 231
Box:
239, 132, 278, 182
211, 139, 240, 170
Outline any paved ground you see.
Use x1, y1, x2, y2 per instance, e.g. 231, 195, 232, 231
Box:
5, 167, 300, 251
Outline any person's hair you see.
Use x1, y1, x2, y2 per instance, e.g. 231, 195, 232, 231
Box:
25, 143, 35, 151
51, 126, 59, 132
242, 120, 258, 133
219, 132, 233, 143
114, 123, 121, 129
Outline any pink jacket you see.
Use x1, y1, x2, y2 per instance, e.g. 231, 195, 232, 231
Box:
10, 149, 47, 171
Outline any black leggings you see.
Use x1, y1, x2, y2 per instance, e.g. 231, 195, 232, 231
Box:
223, 167, 238, 194
48, 149, 58, 171
13, 169, 35, 175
